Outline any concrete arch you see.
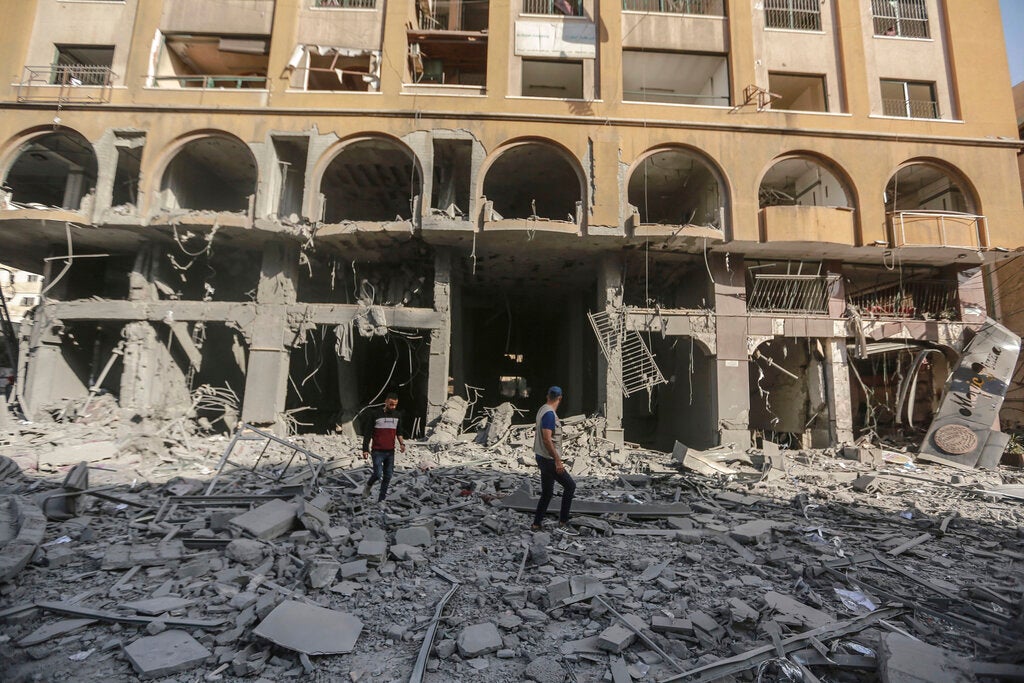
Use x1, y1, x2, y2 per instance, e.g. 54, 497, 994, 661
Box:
756, 150, 859, 211
884, 157, 981, 215
313, 133, 423, 223
154, 130, 259, 213
1, 127, 99, 211
626, 144, 731, 230
479, 137, 586, 222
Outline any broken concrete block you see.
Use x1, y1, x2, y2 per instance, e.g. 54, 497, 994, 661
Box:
306, 558, 341, 589
597, 624, 636, 654
228, 500, 298, 540
123, 630, 211, 680
651, 616, 692, 635
388, 543, 422, 562
546, 578, 572, 607
497, 613, 523, 630
340, 559, 367, 578
763, 591, 833, 630
120, 598, 192, 616
638, 559, 670, 582
879, 632, 973, 683
357, 539, 387, 564
456, 622, 503, 657
253, 600, 363, 655
298, 500, 330, 534
225, 539, 266, 565
394, 525, 433, 547
524, 654, 566, 683
101, 542, 184, 570
728, 520, 779, 545
210, 508, 246, 532
852, 474, 880, 493
324, 526, 351, 544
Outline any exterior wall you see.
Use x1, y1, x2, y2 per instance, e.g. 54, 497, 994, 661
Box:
160, 0, 276, 36
0, 267, 43, 323
296, 3, 384, 50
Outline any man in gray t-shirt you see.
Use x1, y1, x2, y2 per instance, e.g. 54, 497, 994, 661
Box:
531, 386, 577, 533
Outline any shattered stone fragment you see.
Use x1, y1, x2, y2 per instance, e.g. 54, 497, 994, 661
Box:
524, 655, 566, 683
123, 630, 212, 680
225, 538, 266, 565
253, 600, 363, 655
456, 622, 503, 657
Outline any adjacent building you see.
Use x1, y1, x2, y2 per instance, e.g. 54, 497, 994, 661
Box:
0, 0, 1021, 447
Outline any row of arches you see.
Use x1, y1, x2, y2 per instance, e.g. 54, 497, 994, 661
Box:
0, 127, 981, 231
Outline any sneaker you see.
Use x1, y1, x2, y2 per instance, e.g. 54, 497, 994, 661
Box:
555, 524, 579, 537
530, 524, 543, 532
362, 482, 373, 499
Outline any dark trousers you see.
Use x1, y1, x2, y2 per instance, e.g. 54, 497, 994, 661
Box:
533, 455, 576, 526
367, 449, 395, 501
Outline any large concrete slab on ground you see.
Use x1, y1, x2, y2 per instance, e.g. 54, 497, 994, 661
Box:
123, 629, 211, 679
253, 600, 363, 655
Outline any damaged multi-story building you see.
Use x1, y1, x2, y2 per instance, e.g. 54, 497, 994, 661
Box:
0, 0, 1022, 451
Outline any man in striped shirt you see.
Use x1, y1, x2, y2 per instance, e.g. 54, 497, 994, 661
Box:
360, 392, 406, 502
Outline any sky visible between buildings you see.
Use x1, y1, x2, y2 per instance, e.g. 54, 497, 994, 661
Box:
1001, 0, 1024, 86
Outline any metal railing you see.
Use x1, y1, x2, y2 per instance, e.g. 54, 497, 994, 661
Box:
17, 65, 115, 103
871, 0, 929, 38
622, 90, 729, 105
847, 280, 960, 320
621, 0, 723, 15
882, 97, 939, 119
151, 75, 267, 89
764, 0, 821, 30
888, 210, 987, 249
523, 0, 585, 16
588, 309, 667, 397
315, 0, 376, 7
748, 274, 838, 314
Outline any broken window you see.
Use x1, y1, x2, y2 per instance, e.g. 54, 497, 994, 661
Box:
846, 264, 959, 321
160, 135, 257, 212
768, 73, 827, 112
431, 139, 472, 218
408, 1, 489, 88
288, 46, 381, 92
482, 142, 581, 221
153, 34, 269, 89
623, 51, 729, 106
881, 79, 938, 118
112, 133, 144, 209
4, 131, 98, 210
621, 0, 723, 15
522, 0, 585, 16
871, 0, 929, 38
885, 163, 971, 214
628, 148, 724, 227
52, 45, 115, 86
759, 157, 851, 208
319, 138, 421, 223
764, 0, 821, 31
521, 59, 583, 99
271, 137, 309, 219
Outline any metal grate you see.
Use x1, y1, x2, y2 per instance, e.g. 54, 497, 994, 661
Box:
523, 0, 585, 15
316, 0, 377, 7
748, 274, 837, 314
882, 98, 938, 119
871, 0, 929, 38
847, 280, 960, 321
621, 0, 722, 14
17, 65, 115, 103
764, 0, 821, 31
588, 309, 667, 397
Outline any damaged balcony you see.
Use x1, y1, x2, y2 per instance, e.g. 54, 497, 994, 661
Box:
621, 1, 727, 55
480, 141, 583, 233
406, 0, 489, 95
150, 34, 270, 90
758, 156, 856, 246
883, 162, 986, 254
155, 134, 258, 227
160, 0, 276, 37
17, 46, 116, 104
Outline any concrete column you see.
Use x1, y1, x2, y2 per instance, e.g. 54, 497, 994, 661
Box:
824, 338, 854, 445
426, 247, 453, 423
21, 307, 88, 415
711, 253, 750, 447
241, 240, 299, 430
825, 259, 846, 318
62, 170, 85, 210
120, 243, 162, 411
597, 254, 624, 445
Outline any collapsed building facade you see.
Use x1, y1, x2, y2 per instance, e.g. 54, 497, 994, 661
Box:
0, 0, 1022, 450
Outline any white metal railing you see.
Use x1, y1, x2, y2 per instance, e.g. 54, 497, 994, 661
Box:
748, 274, 838, 314
621, 0, 723, 14
871, 0, 929, 38
523, 0, 585, 16
17, 65, 115, 103
316, 0, 376, 7
882, 97, 939, 119
764, 0, 820, 31
588, 309, 667, 397
888, 211, 987, 249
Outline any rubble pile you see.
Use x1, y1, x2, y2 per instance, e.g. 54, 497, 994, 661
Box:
1, 417, 1023, 682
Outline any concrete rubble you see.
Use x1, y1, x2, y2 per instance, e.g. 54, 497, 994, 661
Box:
1, 414, 1023, 682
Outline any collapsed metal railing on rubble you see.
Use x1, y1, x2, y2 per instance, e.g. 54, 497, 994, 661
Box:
587, 308, 667, 397
204, 422, 327, 495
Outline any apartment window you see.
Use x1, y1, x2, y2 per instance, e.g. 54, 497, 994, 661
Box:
521, 59, 583, 99
19, 297, 37, 307
769, 73, 827, 112
307, 51, 377, 91
881, 79, 938, 118
623, 51, 729, 106
872, 0, 929, 39
155, 35, 269, 89
314, 0, 376, 7
764, 0, 821, 31
26, 275, 40, 283
621, 0, 723, 14
522, 0, 584, 17
52, 45, 115, 86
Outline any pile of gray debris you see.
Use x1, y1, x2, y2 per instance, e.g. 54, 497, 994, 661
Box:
1, 414, 1024, 682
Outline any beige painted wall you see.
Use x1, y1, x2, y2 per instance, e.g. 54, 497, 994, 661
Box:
161, 0, 276, 36
295, 4, 384, 49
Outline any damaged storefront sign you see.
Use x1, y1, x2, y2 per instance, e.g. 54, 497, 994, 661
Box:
918, 318, 1021, 469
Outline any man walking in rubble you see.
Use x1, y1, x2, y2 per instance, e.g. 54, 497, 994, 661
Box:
532, 386, 577, 534
360, 392, 406, 503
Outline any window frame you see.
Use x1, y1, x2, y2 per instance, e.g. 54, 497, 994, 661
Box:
880, 79, 939, 119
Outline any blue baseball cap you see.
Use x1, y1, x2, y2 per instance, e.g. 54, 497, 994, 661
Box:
548, 386, 563, 397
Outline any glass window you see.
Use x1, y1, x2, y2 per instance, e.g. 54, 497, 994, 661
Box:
881, 79, 938, 118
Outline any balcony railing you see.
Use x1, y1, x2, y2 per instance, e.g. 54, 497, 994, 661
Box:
887, 211, 987, 249
871, 0, 929, 38
621, 0, 723, 14
523, 0, 585, 16
748, 274, 838, 315
151, 75, 268, 89
847, 280, 960, 321
17, 65, 116, 103
764, 0, 821, 31
882, 98, 939, 119
315, 0, 376, 7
